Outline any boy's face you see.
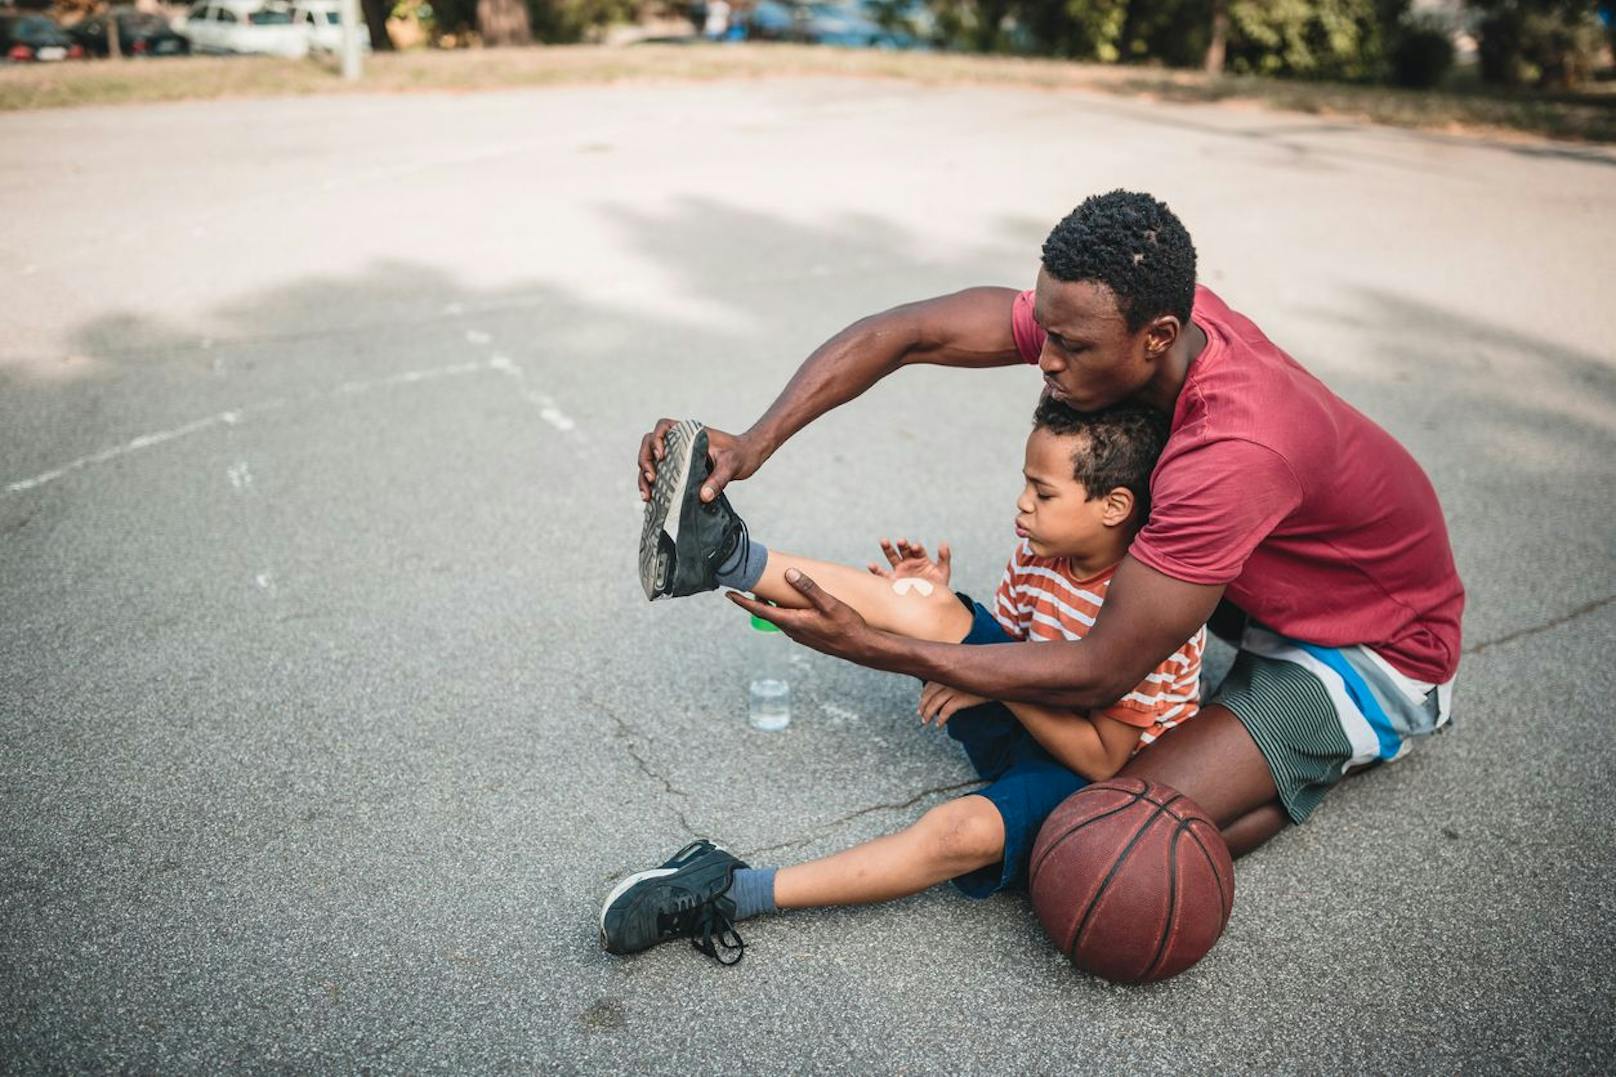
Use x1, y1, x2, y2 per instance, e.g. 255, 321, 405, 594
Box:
1014, 427, 1123, 561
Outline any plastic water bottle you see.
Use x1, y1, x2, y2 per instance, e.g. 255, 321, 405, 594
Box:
747, 613, 792, 732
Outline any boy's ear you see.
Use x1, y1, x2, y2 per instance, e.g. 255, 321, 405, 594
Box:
1100, 487, 1135, 529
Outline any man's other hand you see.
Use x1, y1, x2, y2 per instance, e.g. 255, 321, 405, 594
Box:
728, 569, 876, 662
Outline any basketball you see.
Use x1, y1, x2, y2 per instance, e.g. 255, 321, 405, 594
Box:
1029, 777, 1235, 983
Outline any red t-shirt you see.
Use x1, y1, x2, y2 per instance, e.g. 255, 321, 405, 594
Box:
1011, 285, 1464, 682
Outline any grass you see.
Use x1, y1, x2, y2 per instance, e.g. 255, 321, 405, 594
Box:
3, 42, 1614, 144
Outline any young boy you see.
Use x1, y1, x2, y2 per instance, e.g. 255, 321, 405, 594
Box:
604, 398, 1206, 965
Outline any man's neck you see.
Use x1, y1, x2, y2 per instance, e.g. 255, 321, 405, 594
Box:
1135, 318, 1207, 416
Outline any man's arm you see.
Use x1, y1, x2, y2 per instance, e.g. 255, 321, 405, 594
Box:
638, 286, 1025, 501
731, 556, 1224, 711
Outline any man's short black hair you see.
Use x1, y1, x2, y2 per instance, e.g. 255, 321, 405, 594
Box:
1041, 190, 1197, 333
1033, 395, 1169, 528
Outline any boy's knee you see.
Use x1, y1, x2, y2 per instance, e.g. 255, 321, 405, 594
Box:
917, 796, 1005, 868
884, 586, 970, 643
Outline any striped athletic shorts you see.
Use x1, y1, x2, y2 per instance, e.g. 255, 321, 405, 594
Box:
1212, 626, 1455, 824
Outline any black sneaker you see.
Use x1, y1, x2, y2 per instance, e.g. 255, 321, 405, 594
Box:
639, 420, 751, 601
599, 839, 750, 965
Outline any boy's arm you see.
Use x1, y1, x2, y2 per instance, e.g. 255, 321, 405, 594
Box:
918, 682, 1141, 781
1002, 703, 1142, 782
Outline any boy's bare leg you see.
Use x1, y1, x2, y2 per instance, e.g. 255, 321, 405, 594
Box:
773, 795, 1004, 907
749, 551, 973, 643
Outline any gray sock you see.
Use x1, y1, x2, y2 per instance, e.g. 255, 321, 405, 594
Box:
726, 867, 778, 921
715, 539, 769, 592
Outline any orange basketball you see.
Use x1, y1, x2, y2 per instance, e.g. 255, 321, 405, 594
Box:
1029, 778, 1235, 983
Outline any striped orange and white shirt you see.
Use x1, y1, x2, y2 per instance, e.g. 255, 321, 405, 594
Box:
992, 540, 1205, 751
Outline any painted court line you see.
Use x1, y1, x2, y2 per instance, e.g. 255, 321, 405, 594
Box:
5, 410, 244, 495
4, 355, 587, 496
489, 354, 582, 436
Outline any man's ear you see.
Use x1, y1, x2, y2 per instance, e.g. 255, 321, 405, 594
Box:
1100, 487, 1136, 529
1143, 314, 1180, 360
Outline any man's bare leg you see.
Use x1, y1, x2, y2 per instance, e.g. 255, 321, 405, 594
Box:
772, 795, 1004, 908
1115, 704, 1289, 858
1218, 800, 1290, 858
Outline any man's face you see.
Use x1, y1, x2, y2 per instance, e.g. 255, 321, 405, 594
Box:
1031, 268, 1156, 412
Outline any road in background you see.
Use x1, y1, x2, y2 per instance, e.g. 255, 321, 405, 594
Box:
2, 81, 1613, 1071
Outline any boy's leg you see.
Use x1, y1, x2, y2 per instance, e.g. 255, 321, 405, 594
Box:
764, 697, 1090, 911
772, 795, 1004, 908
597, 798, 1005, 963
749, 550, 973, 643
764, 744, 1086, 912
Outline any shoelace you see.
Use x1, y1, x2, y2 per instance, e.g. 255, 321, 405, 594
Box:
657, 889, 747, 966
691, 903, 746, 966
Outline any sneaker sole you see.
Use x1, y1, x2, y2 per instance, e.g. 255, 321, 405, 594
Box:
638, 420, 705, 601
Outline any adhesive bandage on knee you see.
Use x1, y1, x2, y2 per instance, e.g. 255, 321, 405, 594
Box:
891, 578, 935, 598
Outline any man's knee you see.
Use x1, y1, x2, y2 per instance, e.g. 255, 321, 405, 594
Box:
1118, 704, 1276, 828
1221, 799, 1290, 859
915, 796, 1005, 867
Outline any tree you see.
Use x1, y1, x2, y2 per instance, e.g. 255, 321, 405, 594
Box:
478, 0, 533, 44
362, 0, 395, 49
1470, 0, 1606, 87
1205, 0, 1228, 72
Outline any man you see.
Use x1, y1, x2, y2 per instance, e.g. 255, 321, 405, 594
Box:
636, 190, 1464, 856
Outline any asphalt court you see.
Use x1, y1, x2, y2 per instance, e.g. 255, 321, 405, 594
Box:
2, 79, 1614, 1071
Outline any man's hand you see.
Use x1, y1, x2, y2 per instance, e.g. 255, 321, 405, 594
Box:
728, 569, 879, 663
637, 420, 763, 503
866, 538, 952, 588
918, 680, 990, 727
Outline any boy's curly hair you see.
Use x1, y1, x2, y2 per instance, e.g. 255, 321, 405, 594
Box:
1041, 190, 1197, 333
1034, 396, 1170, 529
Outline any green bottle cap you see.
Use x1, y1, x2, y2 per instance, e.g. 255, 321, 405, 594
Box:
749, 614, 782, 633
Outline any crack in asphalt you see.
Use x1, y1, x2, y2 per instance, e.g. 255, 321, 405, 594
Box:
597, 775, 988, 884
1465, 592, 1616, 656
738, 777, 988, 860
582, 692, 696, 839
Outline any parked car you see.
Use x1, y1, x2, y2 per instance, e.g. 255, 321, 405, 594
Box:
177, 0, 308, 57
71, 8, 190, 57
1, 12, 86, 61
744, 0, 802, 41
860, 0, 934, 43
803, 2, 915, 47
743, 0, 924, 47
290, 0, 369, 54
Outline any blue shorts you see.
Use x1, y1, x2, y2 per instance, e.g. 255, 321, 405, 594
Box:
945, 594, 1088, 898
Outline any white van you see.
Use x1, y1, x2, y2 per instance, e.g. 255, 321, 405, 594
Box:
178, 0, 309, 57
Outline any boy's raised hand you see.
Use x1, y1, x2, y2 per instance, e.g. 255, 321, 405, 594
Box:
867, 538, 952, 587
